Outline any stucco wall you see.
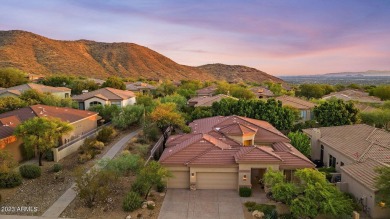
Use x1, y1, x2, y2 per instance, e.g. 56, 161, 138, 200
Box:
123, 97, 136, 107
52, 91, 71, 99
2, 138, 24, 162
61, 115, 98, 143
84, 97, 108, 110
341, 170, 390, 219
238, 163, 279, 188
321, 143, 355, 171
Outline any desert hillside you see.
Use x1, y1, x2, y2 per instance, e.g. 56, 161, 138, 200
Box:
0, 30, 284, 83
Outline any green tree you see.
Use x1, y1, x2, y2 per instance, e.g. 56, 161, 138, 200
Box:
314, 99, 359, 127
360, 109, 390, 131
153, 81, 177, 97
296, 84, 326, 99
190, 107, 213, 121
136, 93, 158, 112
263, 168, 284, 188
88, 104, 120, 122
288, 131, 311, 158
14, 117, 73, 166
211, 98, 296, 130
20, 89, 75, 108
149, 103, 188, 142
0, 68, 28, 88
102, 76, 126, 90
137, 161, 171, 199
375, 166, 390, 208
70, 80, 99, 95
0, 150, 17, 174
0, 96, 27, 113
159, 93, 187, 111
272, 182, 298, 205
370, 85, 390, 100
41, 75, 75, 87
112, 105, 145, 129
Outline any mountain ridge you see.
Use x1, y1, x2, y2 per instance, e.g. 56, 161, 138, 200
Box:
0, 30, 284, 83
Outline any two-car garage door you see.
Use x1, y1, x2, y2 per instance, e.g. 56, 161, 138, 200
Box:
167, 171, 238, 189
197, 172, 238, 189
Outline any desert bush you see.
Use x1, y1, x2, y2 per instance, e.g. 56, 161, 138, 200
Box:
74, 168, 118, 208
248, 204, 276, 215
239, 187, 252, 197
78, 153, 93, 164
96, 126, 117, 143
0, 172, 22, 188
100, 154, 143, 176
0, 150, 17, 174
131, 179, 150, 196
77, 137, 104, 163
278, 214, 297, 219
135, 144, 149, 157
156, 181, 165, 193
244, 201, 256, 208
52, 163, 62, 172
90, 140, 105, 150
19, 164, 41, 179
122, 191, 142, 212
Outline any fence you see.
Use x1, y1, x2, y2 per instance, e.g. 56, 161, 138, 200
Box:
145, 126, 172, 165
52, 122, 111, 162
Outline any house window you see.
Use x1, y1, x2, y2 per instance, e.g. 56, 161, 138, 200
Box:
90, 101, 102, 107
111, 101, 121, 107
300, 110, 307, 119
65, 93, 70, 98
329, 154, 336, 168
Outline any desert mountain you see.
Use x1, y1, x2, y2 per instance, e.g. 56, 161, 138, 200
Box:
0, 30, 283, 83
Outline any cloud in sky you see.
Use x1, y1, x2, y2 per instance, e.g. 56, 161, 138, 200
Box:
1, 0, 390, 75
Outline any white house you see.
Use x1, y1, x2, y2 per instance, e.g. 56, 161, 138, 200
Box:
72, 87, 136, 110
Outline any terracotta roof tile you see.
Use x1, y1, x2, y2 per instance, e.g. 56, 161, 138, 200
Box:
275, 95, 316, 109
322, 89, 382, 103
219, 123, 257, 136
234, 146, 283, 164
341, 159, 389, 191
72, 87, 135, 101
188, 94, 237, 107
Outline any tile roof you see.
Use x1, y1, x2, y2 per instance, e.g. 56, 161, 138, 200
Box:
354, 103, 378, 113
0, 83, 70, 96
0, 105, 97, 140
188, 94, 237, 107
72, 87, 135, 101
322, 90, 382, 103
234, 146, 283, 164
161, 116, 314, 168
341, 159, 389, 191
303, 124, 390, 163
250, 86, 274, 97
196, 86, 217, 96
126, 82, 156, 91
275, 95, 316, 110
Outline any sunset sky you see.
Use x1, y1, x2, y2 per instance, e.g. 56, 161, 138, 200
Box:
1, 0, 390, 75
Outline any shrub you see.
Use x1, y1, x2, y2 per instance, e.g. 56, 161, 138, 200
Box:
250, 204, 276, 215
45, 150, 54, 161
90, 140, 105, 150
156, 181, 165, 193
74, 168, 118, 208
19, 164, 41, 179
131, 179, 150, 196
239, 187, 252, 197
147, 204, 155, 210
122, 191, 142, 212
0, 172, 22, 188
52, 163, 62, 172
0, 150, 17, 174
78, 153, 93, 164
96, 126, 117, 143
279, 214, 297, 219
135, 144, 149, 157
244, 201, 256, 208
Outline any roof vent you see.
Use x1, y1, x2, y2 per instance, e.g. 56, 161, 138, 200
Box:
215, 127, 220, 131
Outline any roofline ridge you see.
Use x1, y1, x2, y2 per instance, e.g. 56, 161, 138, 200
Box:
159, 134, 203, 162
104, 87, 124, 99
240, 117, 289, 140
255, 146, 284, 161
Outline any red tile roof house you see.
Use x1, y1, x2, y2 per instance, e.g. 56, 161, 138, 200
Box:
0, 105, 98, 162
72, 87, 136, 110
303, 124, 390, 218
159, 115, 314, 190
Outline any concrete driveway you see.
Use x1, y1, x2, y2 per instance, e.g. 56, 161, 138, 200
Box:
158, 189, 245, 219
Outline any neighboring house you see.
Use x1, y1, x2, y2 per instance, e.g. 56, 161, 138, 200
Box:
322, 89, 383, 104
303, 124, 390, 218
126, 82, 156, 93
160, 115, 314, 190
88, 78, 106, 86
275, 95, 316, 121
188, 94, 238, 107
0, 83, 71, 99
196, 85, 217, 97
354, 103, 378, 113
72, 87, 136, 110
250, 86, 274, 99
0, 104, 98, 162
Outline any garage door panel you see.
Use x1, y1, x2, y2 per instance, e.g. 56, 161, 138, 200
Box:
167, 171, 189, 188
197, 172, 238, 189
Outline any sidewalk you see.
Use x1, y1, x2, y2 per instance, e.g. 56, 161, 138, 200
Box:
40, 129, 141, 218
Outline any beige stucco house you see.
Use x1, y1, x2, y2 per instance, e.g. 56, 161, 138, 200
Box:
160, 116, 314, 190
72, 87, 136, 110
0, 83, 71, 99
275, 95, 316, 122
303, 124, 390, 218
0, 105, 98, 162
126, 82, 156, 93
188, 94, 238, 107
